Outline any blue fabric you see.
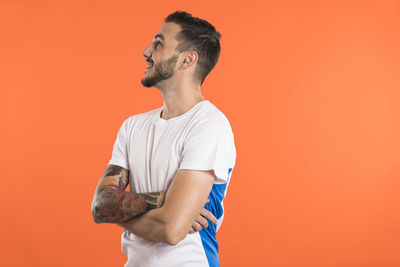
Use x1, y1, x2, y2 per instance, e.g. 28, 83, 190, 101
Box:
199, 168, 232, 267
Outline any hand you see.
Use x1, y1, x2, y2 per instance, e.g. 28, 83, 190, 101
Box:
189, 199, 218, 234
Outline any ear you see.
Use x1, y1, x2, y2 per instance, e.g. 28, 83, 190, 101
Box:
180, 51, 198, 69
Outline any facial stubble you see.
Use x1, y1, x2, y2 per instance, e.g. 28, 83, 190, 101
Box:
141, 54, 180, 87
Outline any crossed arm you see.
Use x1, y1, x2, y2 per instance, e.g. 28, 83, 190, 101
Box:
91, 164, 217, 244
91, 164, 166, 223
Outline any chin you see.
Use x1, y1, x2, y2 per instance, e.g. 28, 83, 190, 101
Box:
141, 78, 155, 88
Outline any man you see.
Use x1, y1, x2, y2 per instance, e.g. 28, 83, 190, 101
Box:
91, 10, 236, 267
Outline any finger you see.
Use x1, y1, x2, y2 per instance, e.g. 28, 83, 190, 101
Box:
196, 214, 208, 229
200, 208, 218, 225
189, 227, 195, 234
192, 221, 203, 232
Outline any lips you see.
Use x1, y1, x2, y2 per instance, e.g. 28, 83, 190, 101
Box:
145, 60, 154, 72
145, 62, 153, 73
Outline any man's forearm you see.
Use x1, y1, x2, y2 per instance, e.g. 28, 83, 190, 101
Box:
92, 186, 165, 223
117, 208, 182, 245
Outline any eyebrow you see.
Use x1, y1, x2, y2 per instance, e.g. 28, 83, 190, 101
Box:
153, 34, 165, 42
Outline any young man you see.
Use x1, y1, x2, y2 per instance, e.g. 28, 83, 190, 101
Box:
91, 10, 236, 267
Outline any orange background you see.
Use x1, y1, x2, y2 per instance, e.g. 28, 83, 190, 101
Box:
1, 1, 400, 266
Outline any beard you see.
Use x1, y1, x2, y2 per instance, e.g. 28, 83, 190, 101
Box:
141, 53, 179, 87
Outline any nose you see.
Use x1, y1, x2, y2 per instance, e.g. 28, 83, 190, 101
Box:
142, 43, 153, 59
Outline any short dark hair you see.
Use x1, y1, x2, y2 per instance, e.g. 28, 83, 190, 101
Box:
165, 10, 221, 85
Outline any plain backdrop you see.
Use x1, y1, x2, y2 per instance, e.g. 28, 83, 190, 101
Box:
1, 0, 400, 266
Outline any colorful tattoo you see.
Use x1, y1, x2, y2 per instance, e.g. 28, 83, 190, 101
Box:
92, 164, 165, 223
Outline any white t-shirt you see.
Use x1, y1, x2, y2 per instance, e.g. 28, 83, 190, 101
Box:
108, 100, 236, 267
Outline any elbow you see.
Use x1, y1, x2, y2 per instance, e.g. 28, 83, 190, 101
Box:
92, 212, 102, 224
149, 208, 190, 245
164, 234, 181, 246
91, 208, 101, 224
163, 222, 189, 246
91, 200, 103, 224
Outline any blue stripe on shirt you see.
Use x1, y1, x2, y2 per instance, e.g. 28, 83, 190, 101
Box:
199, 168, 233, 267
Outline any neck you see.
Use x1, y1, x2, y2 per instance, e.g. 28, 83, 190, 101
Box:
158, 82, 205, 120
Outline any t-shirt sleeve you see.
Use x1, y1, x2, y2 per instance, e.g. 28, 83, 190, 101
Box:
179, 118, 236, 184
108, 119, 129, 169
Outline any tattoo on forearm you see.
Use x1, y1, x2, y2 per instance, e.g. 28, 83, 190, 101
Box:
93, 165, 164, 223
102, 164, 129, 190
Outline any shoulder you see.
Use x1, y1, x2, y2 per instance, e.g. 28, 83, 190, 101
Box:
184, 101, 234, 142
194, 101, 234, 134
